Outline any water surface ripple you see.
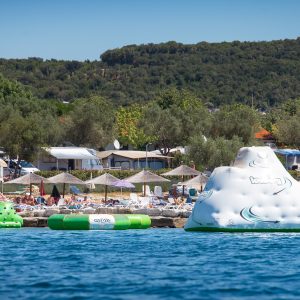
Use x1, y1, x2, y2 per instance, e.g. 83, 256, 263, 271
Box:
1, 228, 300, 299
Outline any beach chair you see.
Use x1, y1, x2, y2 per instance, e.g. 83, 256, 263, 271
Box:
165, 197, 179, 210
168, 197, 176, 205
188, 188, 197, 197
57, 198, 66, 208
188, 188, 198, 202
142, 185, 152, 196
139, 196, 150, 208
70, 185, 81, 195
154, 186, 163, 198
129, 193, 140, 207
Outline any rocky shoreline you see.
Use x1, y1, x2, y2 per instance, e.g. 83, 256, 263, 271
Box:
19, 207, 190, 228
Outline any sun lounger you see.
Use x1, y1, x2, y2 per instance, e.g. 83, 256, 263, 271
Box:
154, 186, 163, 198
139, 196, 151, 208
142, 185, 153, 196
70, 185, 82, 195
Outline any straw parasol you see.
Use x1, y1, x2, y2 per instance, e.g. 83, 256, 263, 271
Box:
181, 174, 209, 191
48, 172, 85, 198
161, 165, 201, 176
85, 173, 119, 201
162, 165, 201, 196
125, 169, 170, 196
4, 173, 50, 195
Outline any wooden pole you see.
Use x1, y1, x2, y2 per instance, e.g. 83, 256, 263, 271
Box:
105, 185, 108, 202
30, 183, 32, 196
144, 181, 146, 196
63, 182, 65, 198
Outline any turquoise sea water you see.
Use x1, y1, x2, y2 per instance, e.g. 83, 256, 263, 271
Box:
1, 228, 300, 300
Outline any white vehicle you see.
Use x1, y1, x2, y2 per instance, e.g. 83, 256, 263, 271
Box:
19, 161, 40, 175
7, 160, 39, 175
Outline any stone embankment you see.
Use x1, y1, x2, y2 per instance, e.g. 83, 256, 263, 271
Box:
19, 207, 191, 228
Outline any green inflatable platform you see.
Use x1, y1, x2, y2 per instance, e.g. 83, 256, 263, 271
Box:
0, 202, 23, 228
48, 214, 151, 230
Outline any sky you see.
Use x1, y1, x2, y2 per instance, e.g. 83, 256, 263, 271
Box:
0, 0, 299, 61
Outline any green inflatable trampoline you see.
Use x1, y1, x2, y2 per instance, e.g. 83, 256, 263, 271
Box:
0, 202, 23, 228
48, 214, 151, 230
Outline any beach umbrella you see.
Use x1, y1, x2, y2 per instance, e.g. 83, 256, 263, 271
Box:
112, 179, 135, 197
48, 172, 85, 198
181, 173, 209, 191
85, 173, 118, 201
125, 170, 170, 196
162, 165, 201, 196
4, 173, 50, 195
161, 165, 201, 176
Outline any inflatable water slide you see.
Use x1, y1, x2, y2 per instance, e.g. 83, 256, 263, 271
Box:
0, 202, 23, 228
185, 146, 300, 232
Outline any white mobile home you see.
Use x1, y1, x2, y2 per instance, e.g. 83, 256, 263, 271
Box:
36, 147, 103, 171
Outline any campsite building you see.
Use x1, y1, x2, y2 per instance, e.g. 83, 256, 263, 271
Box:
35, 147, 102, 171
96, 150, 169, 170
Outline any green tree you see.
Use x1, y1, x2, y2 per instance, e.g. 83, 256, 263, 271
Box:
210, 104, 259, 144
115, 104, 150, 149
273, 113, 300, 148
140, 90, 211, 154
66, 96, 115, 148
188, 135, 244, 170
0, 112, 61, 162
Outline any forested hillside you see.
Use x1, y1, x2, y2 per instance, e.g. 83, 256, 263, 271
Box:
0, 38, 300, 107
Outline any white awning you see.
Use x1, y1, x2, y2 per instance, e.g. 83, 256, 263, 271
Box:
43, 147, 98, 160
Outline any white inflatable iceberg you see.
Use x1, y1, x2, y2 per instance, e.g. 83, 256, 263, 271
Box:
185, 146, 300, 232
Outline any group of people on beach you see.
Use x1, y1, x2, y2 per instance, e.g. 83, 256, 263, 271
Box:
12, 194, 89, 207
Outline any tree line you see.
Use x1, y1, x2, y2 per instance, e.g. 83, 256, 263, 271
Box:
0, 74, 299, 170
0, 38, 300, 107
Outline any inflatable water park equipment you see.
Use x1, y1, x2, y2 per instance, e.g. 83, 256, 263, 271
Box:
48, 214, 151, 230
0, 202, 23, 228
185, 146, 300, 232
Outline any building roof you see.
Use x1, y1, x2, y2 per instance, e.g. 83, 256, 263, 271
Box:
96, 150, 169, 160
255, 128, 273, 140
43, 147, 98, 160
274, 149, 300, 156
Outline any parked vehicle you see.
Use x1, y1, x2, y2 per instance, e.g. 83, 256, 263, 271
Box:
6, 159, 40, 176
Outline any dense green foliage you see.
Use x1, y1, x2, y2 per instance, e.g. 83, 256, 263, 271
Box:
188, 136, 244, 170
0, 39, 300, 107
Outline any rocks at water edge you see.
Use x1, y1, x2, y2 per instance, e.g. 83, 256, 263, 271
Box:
23, 217, 48, 227
17, 207, 191, 228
